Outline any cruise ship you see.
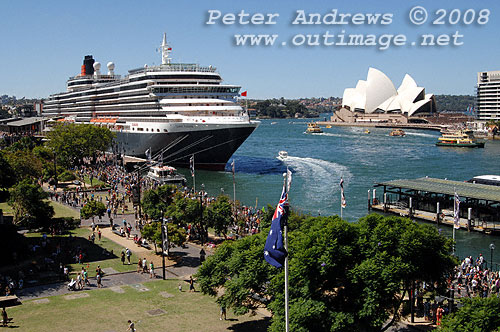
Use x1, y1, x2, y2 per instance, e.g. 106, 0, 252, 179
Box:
42, 34, 259, 170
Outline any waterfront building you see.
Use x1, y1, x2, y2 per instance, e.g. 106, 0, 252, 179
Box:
476, 70, 500, 121
332, 68, 436, 124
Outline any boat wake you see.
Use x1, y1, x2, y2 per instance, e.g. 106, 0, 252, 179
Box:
284, 156, 352, 207
404, 132, 438, 138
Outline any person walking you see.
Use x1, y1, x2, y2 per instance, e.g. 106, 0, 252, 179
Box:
96, 272, 102, 288
149, 261, 155, 278
121, 251, 125, 265
126, 248, 131, 265
220, 304, 226, 321
2, 307, 8, 327
142, 258, 147, 274
189, 275, 195, 292
127, 320, 136, 332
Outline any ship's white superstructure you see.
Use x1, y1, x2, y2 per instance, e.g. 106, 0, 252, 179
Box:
43, 34, 259, 170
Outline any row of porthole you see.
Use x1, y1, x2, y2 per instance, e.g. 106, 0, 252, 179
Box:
132, 127, 168, 132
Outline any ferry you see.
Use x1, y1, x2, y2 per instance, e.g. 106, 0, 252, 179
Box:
389, 129, 405, 137
468, 175, 500, 186
277, 150, 288, 161
436, 130, 485, 148
42, 34, 259, 171
306, 122, 323, 134
147, 165, 186, 186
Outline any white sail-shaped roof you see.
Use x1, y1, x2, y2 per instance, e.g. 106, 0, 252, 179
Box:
341, 68, 434, 116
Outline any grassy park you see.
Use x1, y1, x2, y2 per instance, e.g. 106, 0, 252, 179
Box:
9, 279, 269, 332
0, 200, 80, 219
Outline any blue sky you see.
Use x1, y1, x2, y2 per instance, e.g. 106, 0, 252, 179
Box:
0, 0, 499, 99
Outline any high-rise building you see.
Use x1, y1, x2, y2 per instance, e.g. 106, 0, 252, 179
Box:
476, 71, 500, 121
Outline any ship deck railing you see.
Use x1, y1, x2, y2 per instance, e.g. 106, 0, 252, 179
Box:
128, 63, 217, 75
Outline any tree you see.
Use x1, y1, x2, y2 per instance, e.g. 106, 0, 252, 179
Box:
141, 221, 186, 253
440, 297, 500, 332
0, 152, 16, 189
8, 179, 54, 229
205, 195, 233, 237
46, 123, 114, 167
141, 185, 177, 220
80, 200, 106, 222
4, 149, 43, 181
196, 213, 456, 332
166, 192, 202, 227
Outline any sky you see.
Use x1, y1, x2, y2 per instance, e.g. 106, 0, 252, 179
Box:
0, 0, 499, 99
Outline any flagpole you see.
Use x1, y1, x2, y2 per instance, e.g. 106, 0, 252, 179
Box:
191, 155, 196, 193
453, 188, 456, 256
232, 161, 236, 218
340, 189, 343, 220
283, 171, 289, 332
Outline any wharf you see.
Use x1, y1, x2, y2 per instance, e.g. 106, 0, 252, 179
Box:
371, 204, 500, 234
316, 121, 443, 131
371, 177, 500, 234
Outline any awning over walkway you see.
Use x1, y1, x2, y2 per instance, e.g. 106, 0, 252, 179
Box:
375, 177, 500, 203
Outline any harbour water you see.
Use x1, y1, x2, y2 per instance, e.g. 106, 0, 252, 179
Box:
178, 115, 500, 262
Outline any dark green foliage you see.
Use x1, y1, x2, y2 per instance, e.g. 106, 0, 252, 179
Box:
80, 200, 106, 222
141, 221, 186, 250
57, 170, 76, 182
4, 149, 43, 181
0, 152, 16, 189
141, 185, 177, 220
166, 192, 202, 227
440, 297, 500, 332
434, 95, 475, 112
0, 223, 28, 265
196, 213, 456, 332
50, 217, 81, 232
8, 179, 54, 229
254, 99, 316, 118
46, 123, 114, 167
8, 136, 39, 152
205, 195, 233, 237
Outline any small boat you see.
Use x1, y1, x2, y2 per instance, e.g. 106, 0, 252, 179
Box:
325, 125, 332, 129
277, 150, 288, 161
364, 129, 370, 134
436, 130, 485, 148
271, 122, 277, 125
389, 129, 405, 137
147, 164, 187, 186
306, 122, 323, 134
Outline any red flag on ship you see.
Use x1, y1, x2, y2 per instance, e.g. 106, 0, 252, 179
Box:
241, 91, 247, 97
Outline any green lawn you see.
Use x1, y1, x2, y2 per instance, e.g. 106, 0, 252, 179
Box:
67, 227, 137, 277
81, 175, 107, 187
9, 280, 269, 332
0, 201, 79, 219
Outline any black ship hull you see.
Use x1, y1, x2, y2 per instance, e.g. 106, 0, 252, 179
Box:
114, 124, 258, 171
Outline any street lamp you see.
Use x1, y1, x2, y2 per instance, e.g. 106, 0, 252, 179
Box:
199, 184, 205, 246
490, 243, 496, 271
161, 209, 166, 280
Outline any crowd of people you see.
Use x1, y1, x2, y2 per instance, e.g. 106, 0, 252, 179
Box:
455, 254, 500, 298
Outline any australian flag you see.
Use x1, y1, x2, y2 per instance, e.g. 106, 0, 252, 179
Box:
264, 184, 288, 268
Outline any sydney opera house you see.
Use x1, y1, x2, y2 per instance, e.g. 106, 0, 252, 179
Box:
332, 68, 436, 124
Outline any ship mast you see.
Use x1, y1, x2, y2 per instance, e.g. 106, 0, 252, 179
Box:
160, 33, 172, 65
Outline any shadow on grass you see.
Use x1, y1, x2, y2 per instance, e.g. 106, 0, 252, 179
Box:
227, 316, 271, 332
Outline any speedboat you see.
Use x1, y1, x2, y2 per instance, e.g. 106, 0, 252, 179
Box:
277, 150, 288, 161
389, 129, 405, 137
